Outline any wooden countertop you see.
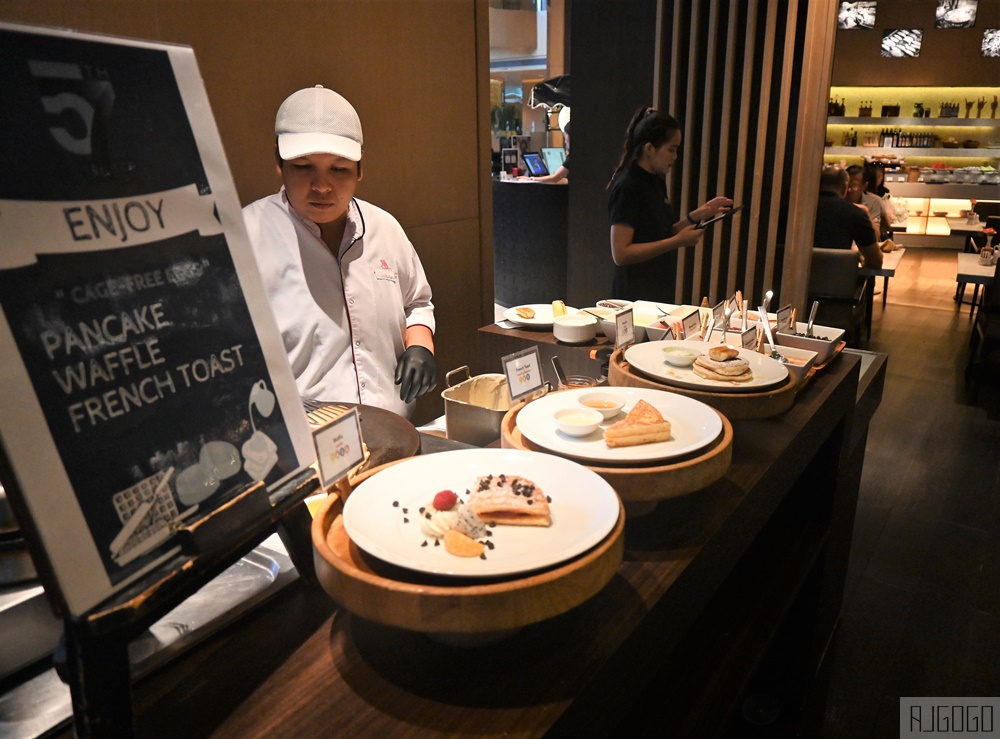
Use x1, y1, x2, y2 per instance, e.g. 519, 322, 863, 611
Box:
104, 350, 884, 738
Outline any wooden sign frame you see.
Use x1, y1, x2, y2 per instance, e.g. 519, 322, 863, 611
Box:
0, 22, 316, 620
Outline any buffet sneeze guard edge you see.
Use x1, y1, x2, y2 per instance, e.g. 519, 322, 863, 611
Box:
0, 23, 320, 736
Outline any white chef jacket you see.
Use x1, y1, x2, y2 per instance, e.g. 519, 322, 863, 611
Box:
243, 190, 435, 418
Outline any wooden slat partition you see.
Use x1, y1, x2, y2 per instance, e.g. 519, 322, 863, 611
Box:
655, 0, 839, 313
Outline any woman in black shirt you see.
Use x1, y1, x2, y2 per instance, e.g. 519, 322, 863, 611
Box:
607, 108, 732, 301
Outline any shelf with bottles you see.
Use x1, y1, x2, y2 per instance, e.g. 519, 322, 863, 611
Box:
824, 146, 999, 159
827, 86, 1000, 155
828, 86, 1000, 120
828, 116, 997, 127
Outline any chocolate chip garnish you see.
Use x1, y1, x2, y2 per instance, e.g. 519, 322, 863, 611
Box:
421, 540, 428, 547
434, 539, 440, 546
392, 501, 399, 507
403, 517, 409, 523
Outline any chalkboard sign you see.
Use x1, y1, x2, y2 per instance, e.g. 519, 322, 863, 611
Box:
0, 23, 314, 617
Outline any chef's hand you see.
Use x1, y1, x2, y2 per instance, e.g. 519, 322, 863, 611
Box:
394, 345, 438, 404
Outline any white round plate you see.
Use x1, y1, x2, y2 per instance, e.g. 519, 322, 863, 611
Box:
516, 387, 723, 464
624, 340, 789, 393
342, 449, 619, 578
503, 303, 579, 328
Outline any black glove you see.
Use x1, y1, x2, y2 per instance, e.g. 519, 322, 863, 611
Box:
394, 345, 438, 404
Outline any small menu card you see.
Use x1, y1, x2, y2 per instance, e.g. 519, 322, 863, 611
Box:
614, 307, 635, 350
502, 346, 546, 402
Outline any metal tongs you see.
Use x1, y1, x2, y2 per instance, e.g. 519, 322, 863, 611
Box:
806, 300, 819, 338
757, 305, 787, 363
719, 308, 732, 342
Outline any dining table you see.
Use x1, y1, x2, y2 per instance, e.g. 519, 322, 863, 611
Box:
859, 247, 905, 339
949, 217, 988, 302
34, 341, 887, 738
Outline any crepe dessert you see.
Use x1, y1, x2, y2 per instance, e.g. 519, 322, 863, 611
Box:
468, 473, 551, 527
693, 345, 754, 383
603, 399, 672, 448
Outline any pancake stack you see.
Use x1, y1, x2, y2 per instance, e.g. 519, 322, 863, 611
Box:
693, 345, 753, 382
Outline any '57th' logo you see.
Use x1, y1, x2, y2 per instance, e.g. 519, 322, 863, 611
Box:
28, 59, 115, 165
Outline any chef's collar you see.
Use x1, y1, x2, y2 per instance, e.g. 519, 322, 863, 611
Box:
280, 189, 366, 251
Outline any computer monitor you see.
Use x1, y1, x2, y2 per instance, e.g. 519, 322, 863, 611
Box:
521, 152, 549, 177
541, 147, 566, 174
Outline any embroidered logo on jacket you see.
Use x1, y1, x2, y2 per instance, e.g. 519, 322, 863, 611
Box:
375, 258, 398, 282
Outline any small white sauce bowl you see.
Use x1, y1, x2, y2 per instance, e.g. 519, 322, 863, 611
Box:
553, 314, 597, 344
662, 345, 700, 367
553, 407, 604, 437
577, 392, 625, 420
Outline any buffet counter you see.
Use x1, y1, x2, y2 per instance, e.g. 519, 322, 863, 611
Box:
39, 346, 886, 738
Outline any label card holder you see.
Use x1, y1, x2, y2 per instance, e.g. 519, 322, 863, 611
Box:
776, 304, 794, 333
312, 408, 365, 489
712, 325, 757, 349
614, 307, 635, 351
680, 309, 702, 340
502, 346, 546, 403
712, 300, 727, 324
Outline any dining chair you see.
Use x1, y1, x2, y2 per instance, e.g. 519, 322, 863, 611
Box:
808, 248, 868, 347
966, 282, 1000, 401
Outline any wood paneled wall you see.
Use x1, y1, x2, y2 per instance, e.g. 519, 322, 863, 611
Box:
0, 1, 493, 424
833, 0, 1000, 86
657, 0, 838, 313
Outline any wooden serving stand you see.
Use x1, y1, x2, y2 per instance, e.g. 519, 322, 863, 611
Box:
312, 491, 625, 643
608, 349, 797, 419
500, 401, 733, 504
55, 469, 320, 737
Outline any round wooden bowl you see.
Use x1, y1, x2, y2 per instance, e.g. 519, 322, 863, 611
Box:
312, 494, 625, 638
608, 349, 796, 419
500, 402, 732, 502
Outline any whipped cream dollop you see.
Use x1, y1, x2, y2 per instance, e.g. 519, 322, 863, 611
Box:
420, 504, 459, 538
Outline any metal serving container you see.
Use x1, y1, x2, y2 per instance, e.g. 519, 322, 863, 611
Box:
441, 366, 512, 447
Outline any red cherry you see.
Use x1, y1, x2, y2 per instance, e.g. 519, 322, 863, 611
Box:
433, 490, 459, 511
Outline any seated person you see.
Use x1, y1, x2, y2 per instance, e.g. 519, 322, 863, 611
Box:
814, 165, 883, 268
846, 164, 882, 239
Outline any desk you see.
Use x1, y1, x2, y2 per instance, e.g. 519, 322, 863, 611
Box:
956, 252, 996, 321
859, 247, 905, 340
947, 217, 985, 244
48, 350, 886, 738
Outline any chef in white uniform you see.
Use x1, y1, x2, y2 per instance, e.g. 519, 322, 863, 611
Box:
243, 85, 437, 419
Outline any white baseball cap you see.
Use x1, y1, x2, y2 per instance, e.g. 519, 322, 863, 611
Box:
275, 85, 363, 161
